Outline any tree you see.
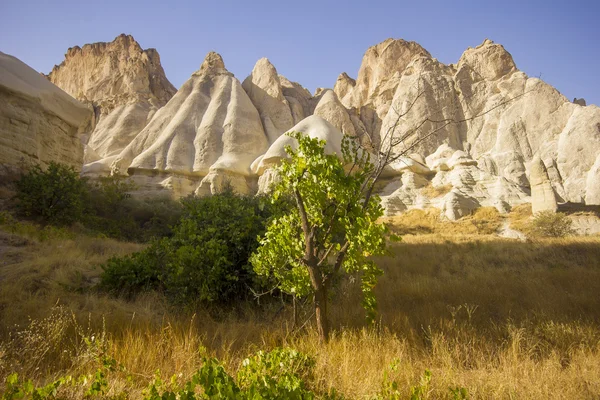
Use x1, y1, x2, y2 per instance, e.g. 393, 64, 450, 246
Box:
251, 75, 533, 341
250, 133, 389, 342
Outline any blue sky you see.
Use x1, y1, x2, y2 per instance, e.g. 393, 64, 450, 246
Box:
1, 0, 598, 105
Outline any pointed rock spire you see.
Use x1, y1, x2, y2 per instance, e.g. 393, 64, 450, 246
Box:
199, 51, 226, 74
242, 58, 294, 143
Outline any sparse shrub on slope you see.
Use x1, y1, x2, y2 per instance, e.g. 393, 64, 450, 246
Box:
12, 163, 182, 241
85, 176, 182, 241
530, 211, 575, 238
14, 162, 87, 226
101, 189, 280, 305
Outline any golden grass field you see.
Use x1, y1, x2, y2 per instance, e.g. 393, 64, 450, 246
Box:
1, 208, 600, 399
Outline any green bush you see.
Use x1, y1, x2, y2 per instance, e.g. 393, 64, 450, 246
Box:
14, 162, 87, 225
13, 163, 182, 241
101, 190, 281, 304
84, 176, 182, 241
530, 211, 575, 238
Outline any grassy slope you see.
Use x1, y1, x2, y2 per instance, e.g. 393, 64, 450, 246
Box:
1, 217, 600, 398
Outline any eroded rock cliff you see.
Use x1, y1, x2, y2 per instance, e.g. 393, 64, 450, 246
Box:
35, 35, 600, 219
111, 52, 269, 197
360, 39, 600, 217
47, 34, 176, 174
0, 51, 91, 179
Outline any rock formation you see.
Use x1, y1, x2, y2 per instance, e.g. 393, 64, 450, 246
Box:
335, 38, 431, 113
242, 58, 295, 143
47, 34, 176, 175
111, 52, 269, 197
0, 51, 91, 179
16, 34, 598, 220
279, 75, 312, 123
530, 155, 558, 214
252, 115, 345, 193
363, 39, 600, 217
313, 90, 357, 137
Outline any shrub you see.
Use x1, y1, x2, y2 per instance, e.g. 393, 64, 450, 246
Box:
14, 162, 87, 225
530, 211, 575, 238
101, 190, 280, 304
469, 207, 503, 235
100, 242, 170, 297
13, 163, 182, 241
85, 176, 182, 241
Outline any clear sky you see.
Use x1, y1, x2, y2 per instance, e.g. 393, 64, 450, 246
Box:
1, 0, 598, 106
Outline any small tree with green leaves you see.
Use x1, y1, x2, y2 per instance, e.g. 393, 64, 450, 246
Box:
250, 132, 389, 342
250, 82, 531, 342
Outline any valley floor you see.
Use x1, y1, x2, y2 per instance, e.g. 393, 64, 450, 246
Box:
1, 222, 600, 398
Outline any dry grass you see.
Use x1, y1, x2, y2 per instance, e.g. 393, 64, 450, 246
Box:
509, 203, 534, 234
383, 206, 504, 236
420, 184, 452, 199
1, 221, 600, 398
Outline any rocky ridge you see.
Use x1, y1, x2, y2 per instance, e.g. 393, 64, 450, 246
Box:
4, 34, 599, 220
47, 34, 176, 175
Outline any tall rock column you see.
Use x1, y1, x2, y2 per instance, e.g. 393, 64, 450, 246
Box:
530, 156, 558, 214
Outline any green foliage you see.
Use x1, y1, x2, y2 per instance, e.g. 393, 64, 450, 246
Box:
100, 242, 169, 297
237, 348, 315, 399
376, 364, 461, 400
15, 162, 87, 225
101, 190, 277, 304
2, 348, 322, 400
409, 369, 432, 400
12, 163, 182, 241
530, 211, 575, 238
250, 132, 388, 325
1, 372, 72, 400
449, 386, 469, 400
141, 349, 320, 399
84, 176, 183, 241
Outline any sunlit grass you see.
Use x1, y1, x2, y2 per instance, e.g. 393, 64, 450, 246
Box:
1, 215, 600, 398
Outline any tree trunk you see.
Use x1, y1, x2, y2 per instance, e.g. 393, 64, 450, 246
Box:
294, 188, 330, 341
314, 283, 329, 342
307, 262, 330, 342
292, 294, 298, 330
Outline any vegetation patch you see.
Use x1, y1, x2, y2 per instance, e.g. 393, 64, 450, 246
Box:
530, 210, 575, 238
385, 206, 503, 236
100, 190, 281, 305
420, 183, 452, 199
11, 162, 182, 242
